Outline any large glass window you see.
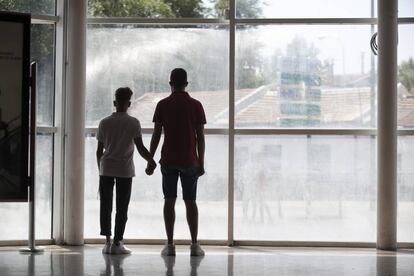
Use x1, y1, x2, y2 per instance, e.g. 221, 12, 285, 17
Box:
31, 24, 55, 126
399, 0, 414, 18
0, 3, 56, 241
398, 25, 414, 129
397, 24, 414, 242
235, 135, 376, 241
88, 0, 227, 18
0, 0, 55, 15
86, 25, 229, 128
235, 25, 377, 128
83, 1, 413, 245
0, 134, 53, 239
85, 134, 228, 240
398, 136, 414, 242
236, 0, 374, 19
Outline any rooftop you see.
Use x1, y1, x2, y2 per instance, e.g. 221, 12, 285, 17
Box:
130, 86, 414, 128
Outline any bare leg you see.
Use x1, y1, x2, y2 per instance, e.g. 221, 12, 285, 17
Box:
164, 198, 176, 244
184, 200, 199, 244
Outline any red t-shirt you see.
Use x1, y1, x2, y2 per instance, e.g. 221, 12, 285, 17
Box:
153, 92, 206, 167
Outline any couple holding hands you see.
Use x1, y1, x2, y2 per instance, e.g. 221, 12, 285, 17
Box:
96, 68, 206, 256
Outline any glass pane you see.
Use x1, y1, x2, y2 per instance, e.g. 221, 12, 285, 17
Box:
398, 25, 414, 242
31, 24, 55, 126
0, 0, 55, 15
398, 136, 414, 242
235, 25, 377, 128
85, 134, 227, 240
235, 135, 377, 242
398, 25, 414, 129
86, 25, 229, 128
0, 134, 53, 240
88, 0, 226, 18
236, 0, 374, 18
399, 0, 414, 18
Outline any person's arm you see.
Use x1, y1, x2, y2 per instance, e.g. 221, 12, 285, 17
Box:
195, 124, 205, 176
96, 141, 104, 171
149, 122, 162, 157
144, 123, 162, 175
134, 136, 157, 169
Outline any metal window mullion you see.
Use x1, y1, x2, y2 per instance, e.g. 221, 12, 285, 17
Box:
85, 127, 229, 135
397, 17, 414, 24
85, 127, 414, 136
228, 0, 236, 247
397, 129, 414, 136
234, 129, 378, 136
87, 17, 229, 25
86, 17, 414, 25
235, 18, 378, 25
36, 126, 58, 133
52, 0, 68, 245
31, 15, 59, 24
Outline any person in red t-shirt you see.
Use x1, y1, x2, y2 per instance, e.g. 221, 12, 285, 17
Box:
147, 68, 206, 256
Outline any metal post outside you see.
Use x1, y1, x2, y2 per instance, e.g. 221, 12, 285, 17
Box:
20, 62, 44, 254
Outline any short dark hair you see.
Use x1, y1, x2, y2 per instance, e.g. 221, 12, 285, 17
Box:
170, 68, 187, 87
115, 87, 133, 101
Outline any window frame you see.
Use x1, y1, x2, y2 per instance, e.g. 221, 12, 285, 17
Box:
33, 15, 58, 242
80, 0, 414, 245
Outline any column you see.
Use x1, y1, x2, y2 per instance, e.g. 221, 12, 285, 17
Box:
64, 0, 86, 245
377, 0, 398, 250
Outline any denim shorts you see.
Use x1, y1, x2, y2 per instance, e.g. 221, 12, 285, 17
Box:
161, 166, 200, 200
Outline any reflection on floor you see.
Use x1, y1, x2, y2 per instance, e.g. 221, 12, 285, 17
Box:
0, 245, 413, 275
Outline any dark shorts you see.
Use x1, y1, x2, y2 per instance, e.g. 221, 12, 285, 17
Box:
161, 166, 200, 200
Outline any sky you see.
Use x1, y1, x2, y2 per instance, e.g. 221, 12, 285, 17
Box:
235, 0, 414, 74
261, 0, 414, 18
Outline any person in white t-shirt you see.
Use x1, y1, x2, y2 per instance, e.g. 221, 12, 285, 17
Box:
96, 87, 156, 255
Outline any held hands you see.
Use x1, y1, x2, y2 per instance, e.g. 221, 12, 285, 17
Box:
145, 159, 157, 176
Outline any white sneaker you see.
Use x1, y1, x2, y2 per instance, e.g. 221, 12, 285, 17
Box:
110, 242, 132, 255
102, 242, 111, 254
190, 242, 205, 256
161, 242, 176, 256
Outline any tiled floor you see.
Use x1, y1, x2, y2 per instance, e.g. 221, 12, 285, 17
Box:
0, 245, 413, 275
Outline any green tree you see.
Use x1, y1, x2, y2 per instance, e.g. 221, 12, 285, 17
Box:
212, 0, 264, 18
212, 0, 265, 89
399, 58, 414, 94
88, 0, 206, 18
236, 32, 265, 88
88, 0, 174, 17
89, 0, 262, 18
0, 0, 54, 15
164, 0, 205, 18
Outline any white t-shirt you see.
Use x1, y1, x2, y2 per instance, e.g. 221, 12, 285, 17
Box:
97, 112, 142, 178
